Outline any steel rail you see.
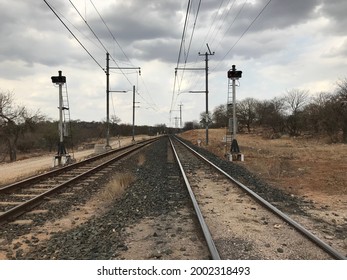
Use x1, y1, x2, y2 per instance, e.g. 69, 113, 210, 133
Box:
173, 136, 346, 260
0, 137, 158, 194
0, 138, 158, 224
169, 137, 221, 260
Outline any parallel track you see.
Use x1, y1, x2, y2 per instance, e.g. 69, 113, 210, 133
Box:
170, 136, 346, 260
0, 138, 159, 225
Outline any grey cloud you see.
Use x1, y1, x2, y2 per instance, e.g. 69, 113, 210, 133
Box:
318, 0, 347, 34
0, 1, 78, 66
223, 0, 321, 33
129, 38, 180, 63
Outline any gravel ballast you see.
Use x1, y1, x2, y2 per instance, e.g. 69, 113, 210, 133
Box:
1, 136, 342, 259
13, 137, 198, 259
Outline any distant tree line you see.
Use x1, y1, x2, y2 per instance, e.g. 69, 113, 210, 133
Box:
0, 90, 169, 162
183, 79, 347, 143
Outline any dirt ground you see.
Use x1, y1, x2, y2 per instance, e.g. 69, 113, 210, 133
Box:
1, 131, 346, 259
0, 136, 149, 186
180, 128, 347, 205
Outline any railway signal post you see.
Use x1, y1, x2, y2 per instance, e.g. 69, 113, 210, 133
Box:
227, 65, 244, 161
51, 70, 72, 166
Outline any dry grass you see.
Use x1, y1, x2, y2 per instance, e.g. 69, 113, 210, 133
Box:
137, 153, 146, 166
179, 128, 347, 206
100, 173, 135, 201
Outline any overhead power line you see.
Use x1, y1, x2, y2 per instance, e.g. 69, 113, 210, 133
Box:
176, 0, 201, 94
171, 0, 199, 115
69, 0, 108, 53
43, 0, 105, 71
214, 0, 272, 70
89, 0, 134, 66
68, 0, 133, 87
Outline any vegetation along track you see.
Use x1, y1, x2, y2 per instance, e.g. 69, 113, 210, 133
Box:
0, 137, 158, 225
170, 136, 346, 260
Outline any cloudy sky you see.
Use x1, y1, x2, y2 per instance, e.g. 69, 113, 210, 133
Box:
0, 0, 346, 127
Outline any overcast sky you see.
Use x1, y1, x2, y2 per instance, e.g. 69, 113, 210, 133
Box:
0, 0, 346, 127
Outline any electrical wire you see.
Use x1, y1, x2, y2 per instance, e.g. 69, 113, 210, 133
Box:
89, 0, 134, 66
43, 0, 105, 72
171, 0, 191, 114
87, 1, 158, 111
54, 5, 102, 51
68, 0, 135, 87
69, 0, 108, 53
212, 0, 248, 57
177, 0, 202, 94
209, 0, 237, 47
213, 0, 272, 71
171, 0, 208, 126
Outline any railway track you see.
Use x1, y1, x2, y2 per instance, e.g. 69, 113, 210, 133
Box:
169, 136, 346, 260
0, 136, 345, 260
0, 137, 158, 225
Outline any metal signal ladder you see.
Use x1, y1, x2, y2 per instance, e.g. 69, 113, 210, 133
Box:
61, 84, 74, 157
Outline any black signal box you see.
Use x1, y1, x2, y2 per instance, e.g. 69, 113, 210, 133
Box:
51, 75, 66, 84
227, 70, 242, 79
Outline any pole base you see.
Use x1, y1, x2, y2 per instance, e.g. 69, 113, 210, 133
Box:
52, 154, 72, 167
227, 153, 244, 162
230, 139, 240, 153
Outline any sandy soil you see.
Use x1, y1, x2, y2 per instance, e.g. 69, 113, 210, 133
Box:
0, 136, 149, 186
179, 128, 347, 255
180, 128, 347, 207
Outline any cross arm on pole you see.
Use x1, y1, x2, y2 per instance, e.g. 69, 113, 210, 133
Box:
110, 66, 141, 75
175, 67, 205, 71
189, 90, 205, 93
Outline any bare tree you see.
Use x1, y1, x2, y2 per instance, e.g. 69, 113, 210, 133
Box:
336, 79, 347, 142
237, 98, 258, 133
302, 92, 331, 134
256, 97, 285, 133
212, 104, 228, 128
283, 89, 309, 115
0, 91, 44, 161
199, 111, 212, 128
283, 89, 310, 136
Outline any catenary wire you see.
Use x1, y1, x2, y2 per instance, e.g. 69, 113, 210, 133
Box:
89, 0, 134, 66
43, 0, 105, 72
88, 1, 158, 111
177, 0, 202, 94
69, 0, 109, 53
213, 0, 272, 71
171, 0, 192, 116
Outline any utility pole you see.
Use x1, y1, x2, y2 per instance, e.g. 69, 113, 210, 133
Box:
105, 52, 140, 147
175, 44, 214, 145
106, 53, 110, 149
199, 44, 214, 145
132, 85, 140, 142
178, 103, 183, 129
174, 116, 180, 128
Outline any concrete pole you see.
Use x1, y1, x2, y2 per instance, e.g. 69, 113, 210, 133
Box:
179, 103, 183, 129
106, 52, 110, 148
205, 52, 209, 145
132, 85, 135, 142
58, 71, 64, 145
232, 76, 237, 140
